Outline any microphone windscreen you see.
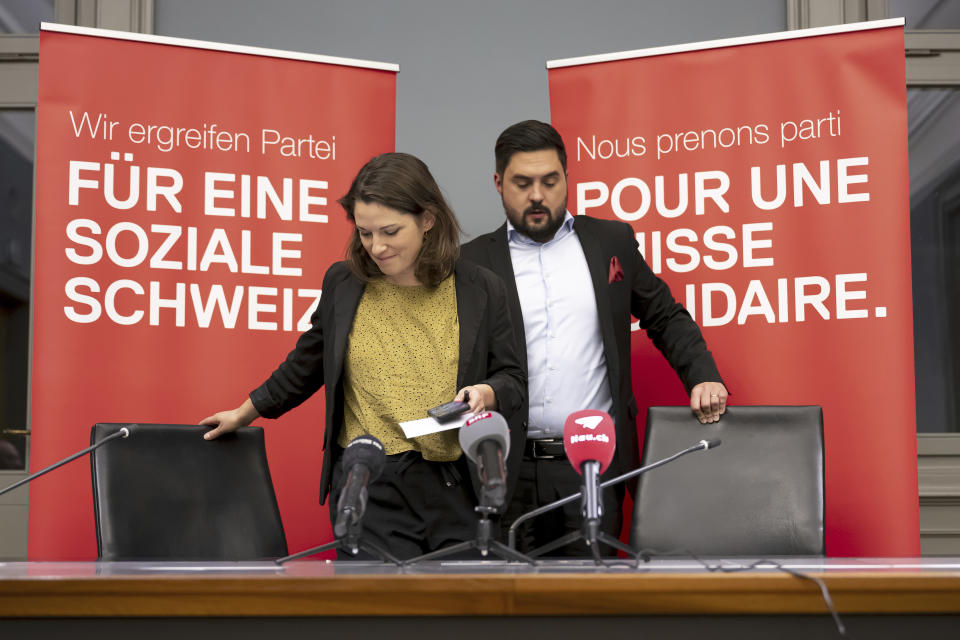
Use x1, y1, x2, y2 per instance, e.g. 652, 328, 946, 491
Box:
563, 410, 616, 475
458, 411, 510, 462
341, 435, 386, 481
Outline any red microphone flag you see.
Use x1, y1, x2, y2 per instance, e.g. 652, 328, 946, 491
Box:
563, 410, 616, 475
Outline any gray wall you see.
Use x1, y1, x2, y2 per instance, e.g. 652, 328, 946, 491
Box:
154, 0, 785, 240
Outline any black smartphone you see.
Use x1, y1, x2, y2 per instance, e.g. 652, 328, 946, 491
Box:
427, 400, 470, 423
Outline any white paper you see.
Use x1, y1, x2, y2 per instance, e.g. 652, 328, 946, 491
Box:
398, 414, 469, 438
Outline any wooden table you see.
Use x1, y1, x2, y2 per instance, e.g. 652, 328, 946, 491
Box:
3, 558, 960, 639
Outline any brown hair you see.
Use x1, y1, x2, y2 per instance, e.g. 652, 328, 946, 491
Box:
495, 120, 567, 176
339, 153, 460, 286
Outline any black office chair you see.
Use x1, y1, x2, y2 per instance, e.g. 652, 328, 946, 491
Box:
630, 406, 824, 556
90, 423, 288, 560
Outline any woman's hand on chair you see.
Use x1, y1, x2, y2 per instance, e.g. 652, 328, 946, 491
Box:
199, 398, 261, 440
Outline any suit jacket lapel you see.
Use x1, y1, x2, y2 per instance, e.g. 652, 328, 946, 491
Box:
574, 217, 621, 393
483, 224, 528, 371
332, 275, 365, 380
454, 261, 486, 388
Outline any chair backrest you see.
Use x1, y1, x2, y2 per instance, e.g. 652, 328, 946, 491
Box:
630, 406, 824, 556
90, 423, 288, 560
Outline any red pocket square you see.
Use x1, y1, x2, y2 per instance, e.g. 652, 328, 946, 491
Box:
608, 256, 624, 283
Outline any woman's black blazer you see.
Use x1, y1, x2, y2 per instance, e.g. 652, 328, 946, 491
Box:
249, 258, 527, 504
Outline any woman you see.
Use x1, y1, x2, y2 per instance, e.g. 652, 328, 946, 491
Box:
201, 152, 525, 560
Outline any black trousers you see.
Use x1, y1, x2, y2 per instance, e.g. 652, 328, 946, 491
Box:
329, 450, 479, 561
502, 456, 625, 557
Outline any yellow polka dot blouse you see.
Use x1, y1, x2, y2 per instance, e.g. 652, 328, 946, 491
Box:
338, 275, 462, 461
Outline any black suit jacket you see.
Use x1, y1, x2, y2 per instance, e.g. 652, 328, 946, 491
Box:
249, 259, 527, 504
461, 216, 722, 492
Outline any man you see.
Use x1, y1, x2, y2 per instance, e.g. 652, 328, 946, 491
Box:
461, 120, 727, 555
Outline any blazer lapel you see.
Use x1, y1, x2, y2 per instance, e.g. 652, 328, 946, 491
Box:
573, 217, 620, 392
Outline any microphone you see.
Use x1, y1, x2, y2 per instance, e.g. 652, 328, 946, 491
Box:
0, 424, 135, 498
458, 411, 510, 509
334, 435, 385, 538
563, 410, 616, 545
508, 436, 720, 549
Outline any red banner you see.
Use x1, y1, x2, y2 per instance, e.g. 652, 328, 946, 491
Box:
548, 21, 917, 556
31, 25, 396, 559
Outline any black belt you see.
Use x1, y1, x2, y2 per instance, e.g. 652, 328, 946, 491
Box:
525, 438, 566, 460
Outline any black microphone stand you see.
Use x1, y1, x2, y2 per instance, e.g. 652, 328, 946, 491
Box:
403, 498, 536, 566
508, 439, 719, 561
275, 520, 403, 567
524, 479, 637, 562
0, 426, 132, 498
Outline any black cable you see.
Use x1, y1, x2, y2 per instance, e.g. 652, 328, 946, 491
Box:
596, 556, 641, 570
684, 552, 850, 639
626, 549, 848, 638
774, 562, 849, 639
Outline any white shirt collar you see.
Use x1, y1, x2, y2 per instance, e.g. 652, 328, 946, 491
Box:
506, 211, 575, 246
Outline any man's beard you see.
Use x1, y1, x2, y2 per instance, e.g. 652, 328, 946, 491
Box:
506, 200, 567, 243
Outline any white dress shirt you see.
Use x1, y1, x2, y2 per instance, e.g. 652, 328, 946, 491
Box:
507, 212, 613, 439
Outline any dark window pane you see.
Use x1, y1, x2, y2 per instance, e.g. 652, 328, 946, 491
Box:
892, 0, 960, 30
908, 88, 960, 432
0, 431, 26, 471
0, 0, 54, 34
0, 108, 31, 450
0, 110, 32, 300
